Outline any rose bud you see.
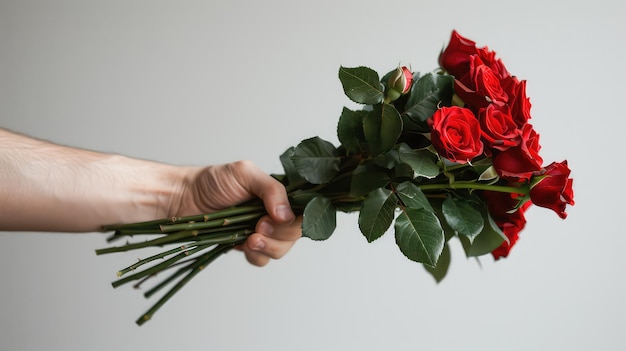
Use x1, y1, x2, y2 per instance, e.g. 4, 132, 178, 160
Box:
389, 66, 413, 94
386, 66, 413, 102
530, 160, 575, 219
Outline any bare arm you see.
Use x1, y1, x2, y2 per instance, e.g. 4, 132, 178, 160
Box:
0, 128, 300, 265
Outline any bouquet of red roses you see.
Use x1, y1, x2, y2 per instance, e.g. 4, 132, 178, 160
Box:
97, 30, 574, 325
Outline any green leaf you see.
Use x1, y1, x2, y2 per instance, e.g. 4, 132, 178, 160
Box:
302, 196, 337, 241
338, 66, 384, 105
397, 144, 440, 179
394, 208, 444, 267
279, 146, 305, 186
337, 107, 367, 154
349, 165, 390, 198
428, 198, 457, 242
394, 181, 433, 212
358, 188, 397, 243
428, 197, 458, 242
424, 242, 451, 283
363, 103, 403, 156
372, 149, 400, 169
442, 195, 484, 242
403, 73, 454, 126
460, 206, 507, 257
392, 163, 414, 181
291, 136, 340, 184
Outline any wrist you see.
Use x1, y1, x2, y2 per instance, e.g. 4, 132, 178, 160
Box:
99, 155, 195, 225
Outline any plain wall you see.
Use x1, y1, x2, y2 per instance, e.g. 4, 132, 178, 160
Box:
1, 1, 624, 350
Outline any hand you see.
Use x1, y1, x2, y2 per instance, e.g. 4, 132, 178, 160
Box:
175, 160, 302, 266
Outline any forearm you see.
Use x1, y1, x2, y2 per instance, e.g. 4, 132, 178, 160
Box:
0, 129, 192, 232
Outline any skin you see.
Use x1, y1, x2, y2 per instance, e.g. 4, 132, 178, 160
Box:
0, 128, 302, 266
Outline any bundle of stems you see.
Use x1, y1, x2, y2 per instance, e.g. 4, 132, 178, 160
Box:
97, 205, 272, 325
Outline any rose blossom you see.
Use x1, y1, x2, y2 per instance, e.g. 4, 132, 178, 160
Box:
455, 56, 509, 110
478, 103, 521, 152
530, 160, 575, 219
476, 46, 509, 80
493, 123, 543, 181
428, 106, 484, 163
490, 207, 528, 259
438, 30, 478, 78
481, 190, 531, 259
471, 59, 508, 104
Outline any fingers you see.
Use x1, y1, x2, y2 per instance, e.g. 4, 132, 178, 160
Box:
233, 160, 296, 225
242, 215, 303, 267
193, 160, 301, 267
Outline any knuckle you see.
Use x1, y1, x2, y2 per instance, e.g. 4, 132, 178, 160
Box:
232, 159, 255, 173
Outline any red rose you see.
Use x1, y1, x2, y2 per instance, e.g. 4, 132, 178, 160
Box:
476, 47, 509, 80
428, 106, 484, 163
490, 213, 526, 260
438, 30, 478, 78
530, 160, 575, 219
456, 56, 508, 109
480, 190, 530, 259
502, 76, 532, 127
478, 103, 521, 152
493, 123, 543, 181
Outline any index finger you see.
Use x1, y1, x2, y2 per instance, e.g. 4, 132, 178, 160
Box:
234, 160, 295, 225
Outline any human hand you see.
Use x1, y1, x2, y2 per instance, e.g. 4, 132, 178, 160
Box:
174, 160, 302, 266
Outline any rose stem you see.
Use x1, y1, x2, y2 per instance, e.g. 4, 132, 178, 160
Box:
135, 244, 233, 326
143, 238, 245, 299
111, 231, 249, 288
95, 212, 262, 255
105, 222, 251, 243
112, 246, 208, 288
116, 230, 252, 277
101, 205, 265, 232
158, 212, 264, 232
418, 183, 529, 195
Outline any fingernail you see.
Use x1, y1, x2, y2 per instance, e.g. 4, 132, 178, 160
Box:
252, 239, 265, 251
276, 205, 295, 222
258, 221, 274, 235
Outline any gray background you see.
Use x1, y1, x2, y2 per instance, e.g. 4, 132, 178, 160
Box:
1, 1, 624, 350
